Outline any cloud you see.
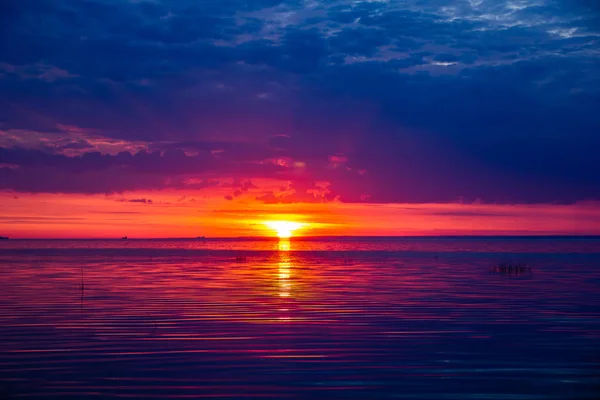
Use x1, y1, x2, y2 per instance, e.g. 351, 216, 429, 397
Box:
59, 140, 94, 150
227, 179, 259, 199
256, 180, 337, 204
0, 62, 78, 82
0, 0, 598, 203
121, 198, 153, 204
0, 145, 280, 193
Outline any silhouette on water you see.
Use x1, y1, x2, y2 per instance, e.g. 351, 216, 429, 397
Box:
80, 266, 85, 291
79, 266, 85, 312
491, 260, 532, 274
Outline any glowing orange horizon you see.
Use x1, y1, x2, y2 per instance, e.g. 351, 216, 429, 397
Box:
1, 191, 600, 238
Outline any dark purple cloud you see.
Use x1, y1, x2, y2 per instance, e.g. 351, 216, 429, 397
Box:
121, 198, 153, 204
0, 0, 599, 203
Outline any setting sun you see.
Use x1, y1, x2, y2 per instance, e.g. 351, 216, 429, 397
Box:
264, 221, 305, 238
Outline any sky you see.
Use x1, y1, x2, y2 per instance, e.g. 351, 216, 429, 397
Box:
1, 0, 599, 238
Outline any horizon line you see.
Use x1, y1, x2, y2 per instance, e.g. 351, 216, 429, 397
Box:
3, 234, 600, 240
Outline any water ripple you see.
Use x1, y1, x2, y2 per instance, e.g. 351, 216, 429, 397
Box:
0, 238, 599, 399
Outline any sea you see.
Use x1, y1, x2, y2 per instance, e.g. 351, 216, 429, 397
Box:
0, 237, 599, 399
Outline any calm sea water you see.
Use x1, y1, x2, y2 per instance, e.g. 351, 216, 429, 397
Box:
0, 237, 599, 399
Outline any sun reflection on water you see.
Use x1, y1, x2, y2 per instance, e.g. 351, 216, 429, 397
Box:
278, 238, 291, 299
278, 238, 291, 252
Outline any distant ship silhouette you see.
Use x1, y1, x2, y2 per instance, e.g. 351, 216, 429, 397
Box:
0, 236, 9, 240
121, 236, 128, 240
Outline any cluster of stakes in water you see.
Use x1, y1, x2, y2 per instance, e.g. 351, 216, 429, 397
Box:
235, 255, 248, 263
490, 261, 532, 274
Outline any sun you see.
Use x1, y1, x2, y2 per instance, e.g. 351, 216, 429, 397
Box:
264, 221, 305, 238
